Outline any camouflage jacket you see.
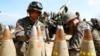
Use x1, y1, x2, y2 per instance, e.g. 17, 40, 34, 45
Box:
69, 21, 100, 50
15, 16, 45, 39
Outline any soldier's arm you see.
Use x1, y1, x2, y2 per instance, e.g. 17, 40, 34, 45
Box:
69, 22, 84, 49
92, 29, 100, 50
15, 20, 28, 41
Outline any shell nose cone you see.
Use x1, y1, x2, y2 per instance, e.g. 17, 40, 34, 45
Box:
2, 26, 11, 40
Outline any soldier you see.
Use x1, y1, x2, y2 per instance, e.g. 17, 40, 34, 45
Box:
39, 11, 51, 43
40, 12, 49, 24
63, 11, 100, 56
91, 18, 100, 31
0, 23, 5, 45
14, 1, 45, 56
75, 11, 80, 20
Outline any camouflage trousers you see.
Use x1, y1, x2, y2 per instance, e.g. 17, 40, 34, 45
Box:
16, 47, 24, 56
15, 41, 25, 56
69, 49, 80, 56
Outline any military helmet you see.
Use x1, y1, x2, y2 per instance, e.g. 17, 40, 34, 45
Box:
66, 11, 77, 22
62, 11, 77, 24
27, 1, 43, 12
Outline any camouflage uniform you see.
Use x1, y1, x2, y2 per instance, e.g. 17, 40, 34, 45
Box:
64, 12, 100, 56
15, 16, 45, 56
0, 23, 5, 45
39, 16, 50, 41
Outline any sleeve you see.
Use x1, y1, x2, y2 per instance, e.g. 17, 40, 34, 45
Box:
15, 19, 25, 37
69, 22, 84, 49
92, 29, 100, 50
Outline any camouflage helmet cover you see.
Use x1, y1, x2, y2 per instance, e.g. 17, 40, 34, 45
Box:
62, 11, 77, 24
